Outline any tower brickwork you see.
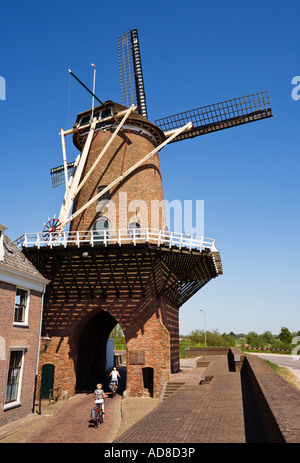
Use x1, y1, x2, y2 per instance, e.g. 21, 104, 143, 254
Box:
23, 101, 222, 400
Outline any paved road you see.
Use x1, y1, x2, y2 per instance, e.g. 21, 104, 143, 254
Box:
250, 353, 300, 371
25, 392, 122, 443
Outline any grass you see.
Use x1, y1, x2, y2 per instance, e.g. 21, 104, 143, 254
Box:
263, 359, 300, 391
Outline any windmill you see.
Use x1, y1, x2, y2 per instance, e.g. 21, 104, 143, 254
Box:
45, 28, 272, 239
18, 29, 273, 398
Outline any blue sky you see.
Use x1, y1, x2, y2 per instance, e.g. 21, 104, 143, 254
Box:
1, 0, 299, 335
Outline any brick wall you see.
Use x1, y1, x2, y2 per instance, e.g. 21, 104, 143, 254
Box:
70, 126, 167, 233
0, 281, 43, 427
38, 285, 180, 399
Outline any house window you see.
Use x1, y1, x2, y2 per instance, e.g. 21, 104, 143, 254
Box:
14, 288, 29, 325
5, 350, 24, 405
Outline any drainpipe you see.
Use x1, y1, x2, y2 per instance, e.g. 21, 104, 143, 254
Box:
32, 287, 46, 414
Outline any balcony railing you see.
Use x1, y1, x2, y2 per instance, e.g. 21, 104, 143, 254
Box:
14, 228, 218, 253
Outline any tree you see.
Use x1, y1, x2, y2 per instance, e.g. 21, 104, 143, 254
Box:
279, 327, 292, 346
261, 331, 275, 345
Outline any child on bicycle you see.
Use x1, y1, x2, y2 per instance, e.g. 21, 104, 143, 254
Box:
94, 383, 107, 413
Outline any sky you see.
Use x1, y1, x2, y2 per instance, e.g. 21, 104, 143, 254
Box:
0, 0, 299, 335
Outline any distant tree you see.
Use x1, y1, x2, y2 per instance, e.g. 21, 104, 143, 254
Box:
261, 331, 275, 345
279, 327, 293, 346
246, 331, 261, 347
110, 324, 126, 347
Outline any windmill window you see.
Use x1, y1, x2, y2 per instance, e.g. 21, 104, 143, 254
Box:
129, 222, 140, 238
97, 186, 110, 202
78, 115, 91, 126
100, 108, 112, 119
93, 218, 110, 244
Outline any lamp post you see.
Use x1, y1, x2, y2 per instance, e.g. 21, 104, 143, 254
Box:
200, 310, 206, 347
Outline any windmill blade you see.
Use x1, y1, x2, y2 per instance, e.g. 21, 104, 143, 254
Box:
155, 91, 272, 143
50, 161, 76, 188
118, 29, 148, 118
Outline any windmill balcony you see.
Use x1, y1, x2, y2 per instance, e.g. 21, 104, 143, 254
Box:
14, 228, 218, 253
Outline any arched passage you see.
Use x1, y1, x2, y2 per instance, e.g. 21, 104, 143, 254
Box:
75, 310, 117, 392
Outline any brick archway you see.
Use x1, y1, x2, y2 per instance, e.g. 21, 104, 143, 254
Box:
75, 310, 117, 392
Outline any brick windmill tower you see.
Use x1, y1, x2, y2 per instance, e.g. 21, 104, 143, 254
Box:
19, 30, 272, 399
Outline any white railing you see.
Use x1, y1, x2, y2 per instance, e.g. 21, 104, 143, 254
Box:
14, 228, 218, 253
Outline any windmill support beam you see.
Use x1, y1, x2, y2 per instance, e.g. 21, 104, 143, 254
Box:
62, 121, 193, 228
59, 120, 97, 226
72, 104, 137, 200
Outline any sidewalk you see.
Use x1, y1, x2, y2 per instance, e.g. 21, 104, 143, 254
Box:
114, 355, 267, 443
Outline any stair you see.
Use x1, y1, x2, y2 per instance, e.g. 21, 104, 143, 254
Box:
162, 382, 185, 400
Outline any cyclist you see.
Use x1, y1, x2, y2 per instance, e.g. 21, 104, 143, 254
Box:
94, 383, 107, 414
109, 367, 121, 394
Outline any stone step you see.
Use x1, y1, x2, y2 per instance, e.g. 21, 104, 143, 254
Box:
163, 382, 185, 400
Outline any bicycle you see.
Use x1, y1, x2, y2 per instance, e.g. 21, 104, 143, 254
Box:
91, 405, 104, 428
109, 381, 118, 398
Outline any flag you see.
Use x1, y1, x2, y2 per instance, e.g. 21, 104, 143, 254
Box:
91, 63, 96, 67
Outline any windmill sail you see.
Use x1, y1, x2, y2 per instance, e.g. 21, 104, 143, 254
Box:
155, 91, 272, 142
50, 161, 75, 188
118, 29, 148, 118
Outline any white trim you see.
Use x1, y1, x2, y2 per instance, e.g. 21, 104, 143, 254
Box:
13, 287, 30, 327
3, 348, 26, 410
0, 224, 7, 262
0, 263, 49, 293
14, 228, 218, 253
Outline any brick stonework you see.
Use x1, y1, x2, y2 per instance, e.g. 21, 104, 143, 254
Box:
0, 281, 44, 427
38, 283, 179, 399
30, 102, 218, 400
70, 103, 167, 233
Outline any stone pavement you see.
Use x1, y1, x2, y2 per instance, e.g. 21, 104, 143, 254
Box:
0, 356, 266, 443
115, 355, 267, 443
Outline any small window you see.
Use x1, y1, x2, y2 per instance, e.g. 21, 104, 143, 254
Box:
5, 350, 24, 405
93, 218, 110, 244
78, 115, 91, 126
14, 288, 29, 324
97, 186, 110, 202
101, 108, 112, 119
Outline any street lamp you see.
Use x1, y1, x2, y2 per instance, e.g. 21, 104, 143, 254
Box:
199, 310, 206, 347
